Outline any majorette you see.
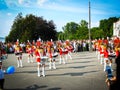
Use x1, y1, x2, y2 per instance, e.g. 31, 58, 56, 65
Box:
65, 40, 73, 60
47, 40, 57, 69
26, 44, 34, 63
14, 39, 23, 67
58, 42, 66, 64
35, 45, 46, 77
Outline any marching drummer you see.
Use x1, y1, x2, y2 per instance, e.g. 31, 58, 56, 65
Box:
26, 45, 34, 63
58, 44, 66, 64
47, 41, 56, 69
14, 44, 23, 68
65, 40, 73, 61
35, 46, 46, 77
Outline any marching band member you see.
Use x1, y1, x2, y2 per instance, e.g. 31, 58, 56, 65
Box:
14, 44, 23, 68
26, 45, 34, 63
63, 44, 69, 63
103, 47, 109, 71
47, 41, 56, 69
58, 44, 66, 64
66, 44, 73, 60
35, 46, 45, 77
95, 41, 99, 55
100, 45, 104, 64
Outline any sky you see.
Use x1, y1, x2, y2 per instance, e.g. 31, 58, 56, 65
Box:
0, 0, 120, 37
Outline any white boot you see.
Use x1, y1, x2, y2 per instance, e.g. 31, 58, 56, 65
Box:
59, 57, 62, 64
42, 67, 45, 77
31, 57, 34, 63
37, 68, 40, 77
100, 55, 103, 64
98, 53, 100, 60
65, 55, 68, 61
53, 62, 56, 69
28, 57, 30, 63
20, 60, 23, 67
63, 58, 66, 64
17, 60, 20, 67
49, 62, 52, 69
68, 53, 72, 60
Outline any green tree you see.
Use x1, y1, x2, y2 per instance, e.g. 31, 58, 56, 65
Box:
91, 27, 104, 39
62, 22, 79, 40
75, 20, 89, 40
5, 13, 57, 42
99, 17, 119, 38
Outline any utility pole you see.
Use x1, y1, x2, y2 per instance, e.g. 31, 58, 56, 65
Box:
88, 0, 92, 51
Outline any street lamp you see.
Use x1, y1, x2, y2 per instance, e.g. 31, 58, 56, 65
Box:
88, 0, 92, 51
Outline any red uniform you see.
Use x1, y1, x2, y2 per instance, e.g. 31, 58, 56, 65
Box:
104, 50, 109, 58
59, 48, 63, 55
35, 50, 41, 62
115, 50, 119, 57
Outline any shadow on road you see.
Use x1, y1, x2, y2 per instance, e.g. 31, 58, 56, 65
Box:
47, 70, 100, 77
4, 84, 48, 90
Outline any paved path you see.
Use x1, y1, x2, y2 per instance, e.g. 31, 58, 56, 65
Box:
3, 51, 110, 90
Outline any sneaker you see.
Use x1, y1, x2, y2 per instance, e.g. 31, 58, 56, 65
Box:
53, 67, 56, 69
42, 75, 46, 77
49, 67, 52, 69
38, 74, 41, 77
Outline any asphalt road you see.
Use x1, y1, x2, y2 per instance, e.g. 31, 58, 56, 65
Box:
2, 51, 110, 90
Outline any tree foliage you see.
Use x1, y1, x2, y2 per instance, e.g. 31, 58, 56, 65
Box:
99, 17, 119, 37
6, 14, 120, 42
5, 13, 57, 42
58, 17, 120, 40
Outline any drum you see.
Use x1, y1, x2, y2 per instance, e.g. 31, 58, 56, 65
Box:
52, 52, 58, 57
15, 52, 20, 55
41, 56, 48, 62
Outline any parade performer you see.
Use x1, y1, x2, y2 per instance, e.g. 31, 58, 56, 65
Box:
58, 44, 66, 64
26, 45, 34, 63
63, 44, 69, 63
35, 46, 45, 77
14, 44, 23, 68
95, 41, 99, 55
47, 41, 56, 69
65, 40, 73, 60
99, 45, 104, 64
103, 47, 109, 71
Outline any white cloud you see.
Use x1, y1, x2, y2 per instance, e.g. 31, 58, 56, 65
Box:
7, 13, 12, 16
18, 0, 24, 4
38, 3, 88, 14
17, 0, 31, 7
37, 0, 48, 6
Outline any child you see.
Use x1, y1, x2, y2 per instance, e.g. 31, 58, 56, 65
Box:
105, 60, 115, 86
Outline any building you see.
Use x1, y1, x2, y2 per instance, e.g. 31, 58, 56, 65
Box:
113, 19, 120, 37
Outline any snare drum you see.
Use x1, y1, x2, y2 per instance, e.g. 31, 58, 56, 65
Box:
41, 56, 48, 62
52, 52, 58, 57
